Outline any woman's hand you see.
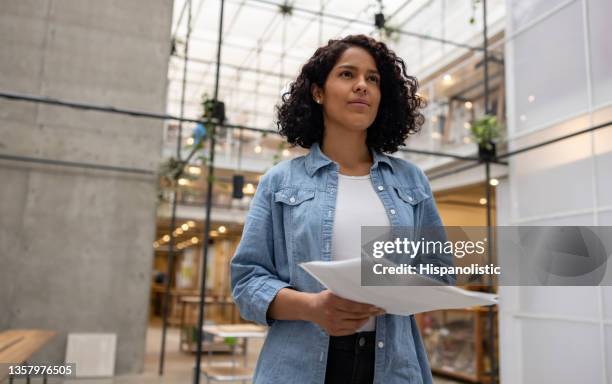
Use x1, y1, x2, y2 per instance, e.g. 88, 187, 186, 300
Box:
306, 290, 385, 336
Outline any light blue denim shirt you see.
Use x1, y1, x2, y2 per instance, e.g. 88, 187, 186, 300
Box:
231, 142, 455, 384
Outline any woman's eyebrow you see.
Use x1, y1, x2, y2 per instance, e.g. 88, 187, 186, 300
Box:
336, 64, 379, 74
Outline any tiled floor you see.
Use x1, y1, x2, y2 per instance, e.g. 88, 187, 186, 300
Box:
29, 323, 461, 384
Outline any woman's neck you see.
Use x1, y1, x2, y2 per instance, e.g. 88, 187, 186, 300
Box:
321, 128, 372, 176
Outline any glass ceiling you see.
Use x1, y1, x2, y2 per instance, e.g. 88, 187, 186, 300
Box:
167, 0, 506, 133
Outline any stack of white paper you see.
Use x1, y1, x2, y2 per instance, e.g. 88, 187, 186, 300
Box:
300, 258, 497, 316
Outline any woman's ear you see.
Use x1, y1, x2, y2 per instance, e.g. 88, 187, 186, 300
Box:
311, 84, 323, 104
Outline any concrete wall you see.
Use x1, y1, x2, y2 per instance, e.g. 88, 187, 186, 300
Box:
0, 0, 173, 374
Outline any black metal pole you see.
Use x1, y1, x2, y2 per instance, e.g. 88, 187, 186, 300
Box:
159, 184, 179, 376
401, 148, 478, 161
160, 0, 192, 375
193, 0, 225, 383
0, 91, 277, 135
4, 90, 610, 166
483, 0, 490, 117
176, 0, 193, 161
482, 1, 498, 382
485, 159, 497, 383
428, 161, 482, 181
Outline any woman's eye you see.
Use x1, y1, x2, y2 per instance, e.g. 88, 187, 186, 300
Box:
340, 71, 352, 78
369, 76, 380, 83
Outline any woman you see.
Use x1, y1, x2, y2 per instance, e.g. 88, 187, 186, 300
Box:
231, 34, 454, 384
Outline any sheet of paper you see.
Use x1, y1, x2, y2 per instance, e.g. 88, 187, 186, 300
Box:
300, 258, 497, 316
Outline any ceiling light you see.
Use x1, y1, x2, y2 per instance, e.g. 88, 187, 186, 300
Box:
218, 225, 226, 234
489, 178, 499, 186
210, 230, 218, 237
443, 74, 453, 84
243, 183, 255, 195
188, 166, 201, 175
162, 234, 170, 242
186, 137, 194, 145
174, 228, 183, 235
254, 145, 262, 154
479, 198, 487, 205
181, 223, 189, 231
191, 237, 199, 244
178, 178, 189, 186
464, 101, 473, 109
187, 220, 196, 228
463, 122, 471, 129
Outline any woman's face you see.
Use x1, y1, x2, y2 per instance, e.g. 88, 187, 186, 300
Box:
312, 46, 381, 133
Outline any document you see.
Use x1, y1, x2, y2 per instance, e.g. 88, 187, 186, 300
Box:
300, 258, 497, 316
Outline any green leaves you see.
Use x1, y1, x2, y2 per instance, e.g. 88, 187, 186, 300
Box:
469, 114, 503, 150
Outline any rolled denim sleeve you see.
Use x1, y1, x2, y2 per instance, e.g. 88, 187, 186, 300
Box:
230, 173, 291, 326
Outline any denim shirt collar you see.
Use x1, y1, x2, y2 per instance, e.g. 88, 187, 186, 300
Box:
304, 142, 394, 177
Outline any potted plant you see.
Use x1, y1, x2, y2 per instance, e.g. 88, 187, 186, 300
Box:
469, 114, 502, 161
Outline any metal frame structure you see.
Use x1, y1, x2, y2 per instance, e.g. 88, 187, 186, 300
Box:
2, 1, 612, 383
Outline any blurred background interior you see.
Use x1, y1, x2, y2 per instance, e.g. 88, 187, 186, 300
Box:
1, 0, 611, 383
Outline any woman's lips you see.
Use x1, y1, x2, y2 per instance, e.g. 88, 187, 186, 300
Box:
348, 101, 369, 109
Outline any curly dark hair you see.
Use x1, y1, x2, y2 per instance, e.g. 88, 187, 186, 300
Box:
275, 34, 425, 153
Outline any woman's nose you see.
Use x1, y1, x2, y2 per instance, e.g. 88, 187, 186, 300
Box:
354, 78, 368, 94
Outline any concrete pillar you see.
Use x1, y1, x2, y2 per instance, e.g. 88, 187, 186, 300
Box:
0, 0, 173, 374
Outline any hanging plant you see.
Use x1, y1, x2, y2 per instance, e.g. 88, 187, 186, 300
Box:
277, 1, 293, 16
469, 114, 502, 160
469, 0, 481, 25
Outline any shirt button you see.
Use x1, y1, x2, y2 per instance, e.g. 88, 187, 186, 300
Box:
377, 185, 384, 191
390, 209, 396, 215
378, 341, 384, 349
359, 337, 365, 347
289, 196, 296, 203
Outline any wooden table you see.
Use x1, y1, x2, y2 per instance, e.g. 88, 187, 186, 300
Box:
0, 329, 56, 383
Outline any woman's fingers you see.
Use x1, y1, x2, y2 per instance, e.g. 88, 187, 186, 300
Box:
334, 311, 373, 320
331, 294, 383, 314
334, 318, 371, 335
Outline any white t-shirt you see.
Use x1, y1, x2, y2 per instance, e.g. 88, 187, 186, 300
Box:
331, 173, 390, 331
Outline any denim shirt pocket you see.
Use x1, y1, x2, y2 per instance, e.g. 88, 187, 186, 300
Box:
273, 188, 316, 206
274, 187, 317, 284
391, 185, 431, 232
392, 185, 430, 206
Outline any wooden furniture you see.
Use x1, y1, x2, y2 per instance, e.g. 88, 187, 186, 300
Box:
150, 286, 201, 325
416, 307, 498, 383
0, 329, 56, 383
200, 324, 267, 383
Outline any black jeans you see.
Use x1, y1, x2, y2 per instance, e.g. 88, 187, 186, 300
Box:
324, 331, 376, 384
